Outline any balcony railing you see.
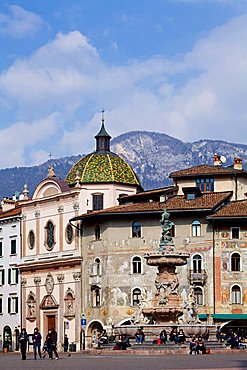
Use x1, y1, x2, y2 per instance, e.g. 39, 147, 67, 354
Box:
189, 269, 207, 284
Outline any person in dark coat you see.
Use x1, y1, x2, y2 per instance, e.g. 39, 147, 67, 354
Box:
32, 327, 42, 359
64, 334, 69, 352
18, 328, 28, 360
48, 328, 59, 360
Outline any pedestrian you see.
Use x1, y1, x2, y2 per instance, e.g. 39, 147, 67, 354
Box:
18, 328, 28, 360
64, 334, 69, 352
32, 327, 42, 360
196, 336, 206, 354
48, 328, 59, 360
178, 329, 186, 344
135, 328, 144, 345
159, 329, 167, 344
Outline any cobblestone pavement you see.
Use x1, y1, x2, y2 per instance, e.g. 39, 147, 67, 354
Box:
0, 352, 247, 370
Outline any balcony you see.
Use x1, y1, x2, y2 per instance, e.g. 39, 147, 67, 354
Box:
189, 269, 207, 285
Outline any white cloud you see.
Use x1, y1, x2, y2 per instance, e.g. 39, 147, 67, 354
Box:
0, 113, 62, 168
1, 14, 247, 167
0, 5, 44, 38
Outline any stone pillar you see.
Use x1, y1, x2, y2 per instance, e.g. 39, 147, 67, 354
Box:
35, 211, 41, 255
34, 277, 41, 329
22, 215, 27, 257
73, 272, 81, 343
21, 278, 27, 327
58, 206, 64, 252
57, 274, 65, 344
73, 202, 80, 250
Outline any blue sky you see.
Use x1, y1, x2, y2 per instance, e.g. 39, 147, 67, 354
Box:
0, 0, 247, 168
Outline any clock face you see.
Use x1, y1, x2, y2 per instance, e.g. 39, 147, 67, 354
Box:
66, 224, 73, 244
28, 230, 35, 249
46, 221, 55, 250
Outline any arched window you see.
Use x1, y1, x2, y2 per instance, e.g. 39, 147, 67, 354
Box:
132, 221, 141, 238
95, 258, 101, 276
132, 256, 142, 274
132, 288, 141, 306
231, 253, 240, 272
232, 285, 241, 304
65, 224, 74, 244
194, 287, 203, 305
193, 254, 202, 273
45, 221, 55, 250
95, 225, 100, 241
92, 286, 101, 307
192, 220, 201, 237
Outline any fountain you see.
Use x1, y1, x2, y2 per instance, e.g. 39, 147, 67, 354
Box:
116, 209, 213, 339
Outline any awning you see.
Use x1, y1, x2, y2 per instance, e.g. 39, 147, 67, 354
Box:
198, 314, 208, 319
211, 314, 247, 320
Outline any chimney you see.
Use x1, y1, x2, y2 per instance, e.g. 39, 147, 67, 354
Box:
213, 153, 221, 166
234, 157, 243, 170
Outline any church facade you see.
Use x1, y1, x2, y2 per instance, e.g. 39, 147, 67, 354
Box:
18, 119, 141, 350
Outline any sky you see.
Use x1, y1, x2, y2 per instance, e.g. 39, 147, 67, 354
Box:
0, 0, 247, 168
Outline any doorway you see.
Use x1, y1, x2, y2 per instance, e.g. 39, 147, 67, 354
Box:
47, 315, 56, 330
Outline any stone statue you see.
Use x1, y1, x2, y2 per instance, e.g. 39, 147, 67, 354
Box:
27, 302, 36, 317
178, 288, 201, 324
159, 209, 174, 251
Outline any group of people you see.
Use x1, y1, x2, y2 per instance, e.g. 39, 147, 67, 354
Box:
216, 326, 247, 349
189, 336, 206, 354
18, 327, 61, 360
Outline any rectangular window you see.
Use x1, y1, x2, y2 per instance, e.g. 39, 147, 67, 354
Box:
0, 270, 4, 286
10, 239, 16, 255
0, 241, 2, 257
93, 194, 103, 211
232, 227, 240, 239
0, 297, 2, 314
196, 177, 214, 192
8, 296, 18, 314
8, 267, 18, 285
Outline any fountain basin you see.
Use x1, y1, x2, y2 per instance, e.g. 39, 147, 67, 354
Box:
144, 252, 190, 267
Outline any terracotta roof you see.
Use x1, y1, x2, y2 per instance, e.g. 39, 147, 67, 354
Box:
71, 191, 232, 221
170, 165, 247, 178
119, 186, 177, 203
0, 205, 22, 219
210, 199, 247, 218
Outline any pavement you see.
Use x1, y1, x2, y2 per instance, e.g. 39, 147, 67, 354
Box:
0, 351, 247, 370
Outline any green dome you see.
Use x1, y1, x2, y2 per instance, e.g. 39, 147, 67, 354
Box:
65, 152, 141, 186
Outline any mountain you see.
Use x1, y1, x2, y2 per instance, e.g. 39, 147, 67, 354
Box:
0, 131, 247, 199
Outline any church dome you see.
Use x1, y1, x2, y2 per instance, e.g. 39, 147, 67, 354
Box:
66, 151, 141, 186
65, 113, 141, 187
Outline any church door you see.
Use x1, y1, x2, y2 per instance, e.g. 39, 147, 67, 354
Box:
47, 315, 56, 331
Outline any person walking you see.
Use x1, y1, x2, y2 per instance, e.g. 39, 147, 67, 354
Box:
64, 334, 69, 352
18, 328, 28, 360
48, 328, 59, 360
32, 327, 42, 360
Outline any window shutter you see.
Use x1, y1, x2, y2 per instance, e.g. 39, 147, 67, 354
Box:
8, 268, 11, 284
8, 297, 11, 313
15, 297, 18, 313
15, 269, 18, 284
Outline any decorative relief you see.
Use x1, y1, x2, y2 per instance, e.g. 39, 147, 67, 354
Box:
21, 278, 27, 287
40, 294, 59, 309
73, 202, 79, 211
57, 205, 64, 213
34, 277, 41, 285
34, 210, 41, 218
22, 214, 27, 220
221, 232, 229, 238
45, 273, 54, 294
57, 274, 65, 283
73, 272, 81, 281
